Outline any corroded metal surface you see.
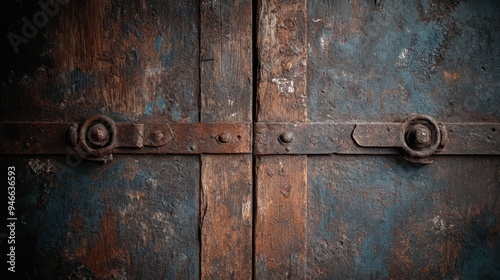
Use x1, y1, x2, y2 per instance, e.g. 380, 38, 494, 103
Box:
0, 122, 252, 156
255, 122, 499, 155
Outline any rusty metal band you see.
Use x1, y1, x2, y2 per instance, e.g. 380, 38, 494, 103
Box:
0, 122, 252, 155
254, 122, 500, 155
2, 121, 498, 156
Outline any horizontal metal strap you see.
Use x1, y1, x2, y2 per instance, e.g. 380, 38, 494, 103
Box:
0, 122, 252, 155
254, 122, 500, 155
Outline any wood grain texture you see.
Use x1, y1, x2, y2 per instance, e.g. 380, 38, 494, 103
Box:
201, 155, 252, 279
200, 0, 253, 279
255, 156, 307, 279
307, 155, 500, 279
1, 0, 199, 122
3, 155, 200, 279
0, 1, 201, 278
256, 0, 308, 278
257, 0, 308, 122
200, 0, 252, 123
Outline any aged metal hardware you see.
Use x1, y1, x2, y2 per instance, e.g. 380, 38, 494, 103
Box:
255, 114, 499, 163
0, 114, 252, 162
2, 114, 498, 164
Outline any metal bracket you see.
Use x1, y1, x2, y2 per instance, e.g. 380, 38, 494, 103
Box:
254, 114, 499, 164
2, 114, 498, 164
0, 114, 252, 162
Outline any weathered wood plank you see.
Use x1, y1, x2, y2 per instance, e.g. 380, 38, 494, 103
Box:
1, 0, 199, 122
200, 0, 253, 123
256, 0, 308, 278
200, 0, 253, 279
255, 156, 308, 279
257, 0, 307, 123
305, 1, 500, 279
201, 155, 252, 279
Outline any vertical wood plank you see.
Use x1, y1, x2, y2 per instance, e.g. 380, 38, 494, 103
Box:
255, 156, 308, 278
200, 0, 253, 123
201, 155, 253, 279
256, 0, 308, 123
200, 0, 253, 279
255, 0, 308, 278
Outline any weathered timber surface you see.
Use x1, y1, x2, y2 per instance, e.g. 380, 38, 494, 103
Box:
201, 155, 252, 279
307, 155, 500, 279
307, 0, 500, 123
257, 0, 308, 123
1, 155, 200, 279
1, 1, 201, 278
1, 0, 199, 123
255, 155, 308, 279
200, 0, 253, 279
306, 1, 500, 279
255, 0, 308, 278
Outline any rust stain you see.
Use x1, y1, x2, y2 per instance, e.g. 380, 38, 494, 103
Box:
443, 70, 460, 82
74, 208, 130, 277
122, 160, 140, 181
389, 228, 414, 274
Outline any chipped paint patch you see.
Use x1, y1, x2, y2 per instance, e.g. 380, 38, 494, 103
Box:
430, 215, 453, 234
272, 78, 295, 94
396, 48, 409, 67
28, 159, 58, 175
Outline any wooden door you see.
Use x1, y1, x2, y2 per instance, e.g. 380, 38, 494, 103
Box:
1, 0, 252, 278
2, 0, 500, 279
254, 0, 500, 279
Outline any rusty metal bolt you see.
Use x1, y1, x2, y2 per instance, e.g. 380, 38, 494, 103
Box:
279, 132, 294, 144
153, 130, 164, 142
88, 123, 109, 147
410, 124, 432, 147
217, 133, 232, 144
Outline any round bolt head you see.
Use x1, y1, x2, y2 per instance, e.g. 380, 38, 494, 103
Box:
411, 124, 432, 147
217, 133, 232, 144
189, 145, 197, 151
279, 132, 294, 144
88, 123, 109, 146
153, 130, 164, 142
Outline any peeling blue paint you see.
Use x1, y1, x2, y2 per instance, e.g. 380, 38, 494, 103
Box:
156, 97, 167, 114
458, 216, 500, 280
307, 156, 453, 278
308, 0, 500, 122
160, 51, 176, 69
171, 104, 182, 122
144, 101, 154, 116
154, 35, 163, 52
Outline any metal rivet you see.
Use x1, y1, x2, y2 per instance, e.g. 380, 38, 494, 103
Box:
88, 123, 109, 146
189, 145, 197, 151
410, 124, 431, 147
285, 147, 291, 152
153, 130, 164, 142
217, 133, 232, 144
279, 132, 294, 144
